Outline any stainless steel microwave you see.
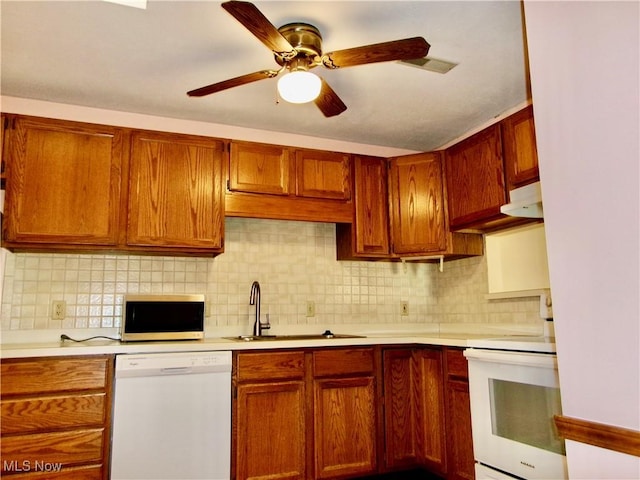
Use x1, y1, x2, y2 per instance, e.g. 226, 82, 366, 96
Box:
121, 294, 205, 342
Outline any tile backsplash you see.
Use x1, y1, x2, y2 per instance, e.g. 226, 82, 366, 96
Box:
0, 218, 542, 334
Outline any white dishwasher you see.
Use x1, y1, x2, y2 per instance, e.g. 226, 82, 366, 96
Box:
110, 351, 232, 480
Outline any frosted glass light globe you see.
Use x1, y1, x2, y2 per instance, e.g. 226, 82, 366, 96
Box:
277, 71, 322, 104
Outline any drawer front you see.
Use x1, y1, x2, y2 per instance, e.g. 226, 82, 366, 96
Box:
313, 348, 375, 377
1, 428, 105, 472
236, 351, 305, 382
1, 393, 106, 435
1, 357, 109, 395
445, 348, 468, 379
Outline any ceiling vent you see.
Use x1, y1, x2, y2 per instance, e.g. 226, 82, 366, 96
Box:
398, 57, 458, 74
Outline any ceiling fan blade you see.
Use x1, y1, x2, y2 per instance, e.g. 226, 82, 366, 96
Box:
221, 1, 295, 57
314, 78, 347, 118
322, 37, 430, 69
187, 70, 276, 97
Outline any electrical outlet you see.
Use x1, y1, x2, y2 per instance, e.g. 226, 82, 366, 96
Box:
306, 301, 315, 318
52, 300, 66, 320
400, 301, 409, 316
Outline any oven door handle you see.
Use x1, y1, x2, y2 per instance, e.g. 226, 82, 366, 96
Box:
464, 348, 558, 368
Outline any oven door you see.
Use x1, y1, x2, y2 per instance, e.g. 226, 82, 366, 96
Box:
464, 349, 568, 480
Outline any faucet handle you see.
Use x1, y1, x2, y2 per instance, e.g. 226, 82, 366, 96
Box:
262, 313, 271, 329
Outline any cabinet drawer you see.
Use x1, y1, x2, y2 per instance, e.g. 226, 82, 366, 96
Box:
445, 348, 468, 379
1, 357, 109, 396
1, 393, 106, 435
236, 351, 305, 382
313, 348, 375, 377
0, 428, 105, 470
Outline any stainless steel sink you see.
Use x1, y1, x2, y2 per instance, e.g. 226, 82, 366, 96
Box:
224, 331, 365, 342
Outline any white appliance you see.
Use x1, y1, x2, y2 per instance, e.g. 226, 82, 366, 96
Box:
464, 339, 567, 480
111, 351, 232, 480
500, 181, 543, 218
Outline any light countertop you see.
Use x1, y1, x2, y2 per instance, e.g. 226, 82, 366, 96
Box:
0, 323, 555, 358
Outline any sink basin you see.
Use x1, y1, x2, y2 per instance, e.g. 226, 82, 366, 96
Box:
225, 331, 365, 342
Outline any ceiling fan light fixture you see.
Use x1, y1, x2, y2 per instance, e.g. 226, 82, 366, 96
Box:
277, 70, 322, 104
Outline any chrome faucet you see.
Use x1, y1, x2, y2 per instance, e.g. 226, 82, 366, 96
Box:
250, 281, 270, 337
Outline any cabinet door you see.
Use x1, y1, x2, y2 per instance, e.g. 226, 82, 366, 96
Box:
229, 141, 292, 195
416, 349, 447, 475
3, 115, 124, 246
445, 124, 506, 229
502, 105, 539, 190
295, 149, 351, 200
389, 152, 447, 254
314, 376, 377, 478
236, 381, 306, 480
445, 348, 475, 480
353, 156, 390, 256
446, 380, 475, 480
383, 349, 418, 469
127, 131, 224, 250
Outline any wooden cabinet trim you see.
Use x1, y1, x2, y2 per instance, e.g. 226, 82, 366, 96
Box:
554, 415, 640, 458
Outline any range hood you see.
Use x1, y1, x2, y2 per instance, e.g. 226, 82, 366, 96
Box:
500, 181, 544, 218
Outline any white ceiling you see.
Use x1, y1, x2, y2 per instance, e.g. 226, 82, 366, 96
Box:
0, 1, 530, 152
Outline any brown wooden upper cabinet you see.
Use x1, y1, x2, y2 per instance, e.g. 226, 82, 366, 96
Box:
336, 155, 391, 258
126, 130, 225, 253
445, 124, 506, 231
389, 152, 448, 254
502, 104, 539, 190
2, 114, 125, 248
295, 148, 350, 201
338, 153, 483, 261
228, 140, 292, 196
226, 140, 352, 223
2, 115, 225, 256
445, 106, 540, 232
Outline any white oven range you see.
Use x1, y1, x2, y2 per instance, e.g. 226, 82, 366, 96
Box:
464, 336, 568, 480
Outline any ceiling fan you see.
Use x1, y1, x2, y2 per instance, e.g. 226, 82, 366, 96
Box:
187, 0, 430, 117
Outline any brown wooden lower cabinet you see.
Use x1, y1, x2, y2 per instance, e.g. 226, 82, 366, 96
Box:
235, 381, 307, 480
382, 347, 474, 480
312, 348, 378, 480
444, 349, 475, 480
0, 355, 114, 480
233, 348, 378, 480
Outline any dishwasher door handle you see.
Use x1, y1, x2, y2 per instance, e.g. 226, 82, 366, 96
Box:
161, 367, 193, 375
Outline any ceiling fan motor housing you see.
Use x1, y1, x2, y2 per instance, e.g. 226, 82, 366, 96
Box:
275, 23, 323, 67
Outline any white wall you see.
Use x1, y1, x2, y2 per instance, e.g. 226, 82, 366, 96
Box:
524, 1, 639, 478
